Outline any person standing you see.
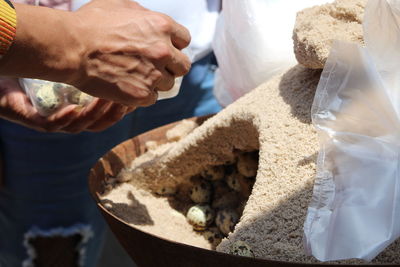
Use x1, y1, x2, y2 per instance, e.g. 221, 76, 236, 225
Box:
0, 0, 191, 266
0, 0, 221, 266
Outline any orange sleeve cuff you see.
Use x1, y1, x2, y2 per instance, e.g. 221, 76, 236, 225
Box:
0, 0, 16, 58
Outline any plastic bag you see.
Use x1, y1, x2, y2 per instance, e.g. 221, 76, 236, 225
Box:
304, 0, 400, 261
20, 79, 93, 116
212, 0, 332, 106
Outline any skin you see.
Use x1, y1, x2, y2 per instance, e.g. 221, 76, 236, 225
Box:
0, 0, 191, 133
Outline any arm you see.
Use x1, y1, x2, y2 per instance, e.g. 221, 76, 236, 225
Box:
0, 0, 191, 107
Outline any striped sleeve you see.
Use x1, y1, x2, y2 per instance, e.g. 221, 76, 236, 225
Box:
0, 0, 16, 58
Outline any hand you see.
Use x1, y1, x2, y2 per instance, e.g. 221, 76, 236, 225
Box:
71, 0, 192, 106
0, 78, 134, 133
0, 0, 191, 107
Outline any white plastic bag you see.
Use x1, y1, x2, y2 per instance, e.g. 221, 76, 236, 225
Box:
304, 0, 400, 261
212, 0, 332, 106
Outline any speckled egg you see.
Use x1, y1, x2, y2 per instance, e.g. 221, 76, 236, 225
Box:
154, 185, 177, 196
201, 165, 225, 181
225, 170, 243, 192
212, 191, 240, 210
202, 227, 223, 248
229, 241, 255, 257
35, 84, 64, 114
215, 209, 239, 236
68, 90, 93, 106
237, 152, 259, 177
189, 179, 212, 203
186, 205, 215, 231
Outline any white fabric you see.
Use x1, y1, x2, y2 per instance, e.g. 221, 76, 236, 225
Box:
72, 0, 220, 62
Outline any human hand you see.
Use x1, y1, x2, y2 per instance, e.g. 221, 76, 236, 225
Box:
0, 78, 134, 133
0, 0, 191, 107
71, 0, 192, 106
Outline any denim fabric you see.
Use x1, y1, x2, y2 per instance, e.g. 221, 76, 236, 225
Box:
0, 53, 221, 267
0, 114, 136, 267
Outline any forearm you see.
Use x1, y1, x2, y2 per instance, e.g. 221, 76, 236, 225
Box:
0, 4, 83, 83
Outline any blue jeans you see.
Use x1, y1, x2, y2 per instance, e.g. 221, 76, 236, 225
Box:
0, 53, 221, 267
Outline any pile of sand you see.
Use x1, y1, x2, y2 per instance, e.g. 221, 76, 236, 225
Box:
293, 0, 365, 69
101, 0, 400, 264
102, 64, 400, 264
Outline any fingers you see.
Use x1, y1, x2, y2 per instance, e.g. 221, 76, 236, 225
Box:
58, 98, 113, 133
116, 80, 158, 107
3, 85, 131, 134
70, 2, 191, 107
27, 99, 132, 134
140, 13, 190, 78
155, 68, 175, 91
86, 103, 129, 132
165, 49, 191, 77
43, 105, 81, 132
170, 21, 191, 50
56, 98, 132, 133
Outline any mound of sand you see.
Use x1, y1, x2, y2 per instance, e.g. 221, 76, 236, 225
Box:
293, 0, 365, 69
104, 65, 399, 264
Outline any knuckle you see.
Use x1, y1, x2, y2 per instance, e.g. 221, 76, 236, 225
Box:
182, 60, 191, 74
144, 69, 163, 87
151, 70, 163, 82
153, 14, 173, 33
152, 43, 172, 60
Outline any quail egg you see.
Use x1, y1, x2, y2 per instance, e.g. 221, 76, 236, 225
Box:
216, 209, 239, 236
225, 170, 243, 192
186, 204, 215, 231
201, 165, 225, 181
189, 179, 212, 203
237, 152, 259, 177
154, 185, 177, 196
68, 90, 93, 106
229, 241, 255, 257
35, 84, 64, 114
202, 227, 223, 248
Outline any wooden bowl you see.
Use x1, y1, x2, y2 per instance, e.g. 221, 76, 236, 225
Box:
89, 116, 395, 267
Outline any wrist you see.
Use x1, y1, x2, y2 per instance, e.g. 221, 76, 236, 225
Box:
0, 4, 84, 84
0, 0, 17, 59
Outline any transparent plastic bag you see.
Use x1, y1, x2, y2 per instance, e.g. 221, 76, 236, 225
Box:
20, 47, 194, 114
304, 0, 400, 261
20, 79, 93, 116
212, 0, 332, 106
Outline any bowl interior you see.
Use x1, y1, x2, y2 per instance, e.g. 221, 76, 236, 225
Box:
88, 116, 394, 267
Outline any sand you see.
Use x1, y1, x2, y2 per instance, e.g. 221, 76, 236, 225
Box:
293, 0, 365, 69
102, 64, 400, 264
100, 0, 400, 263
101, 182, 212, 250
